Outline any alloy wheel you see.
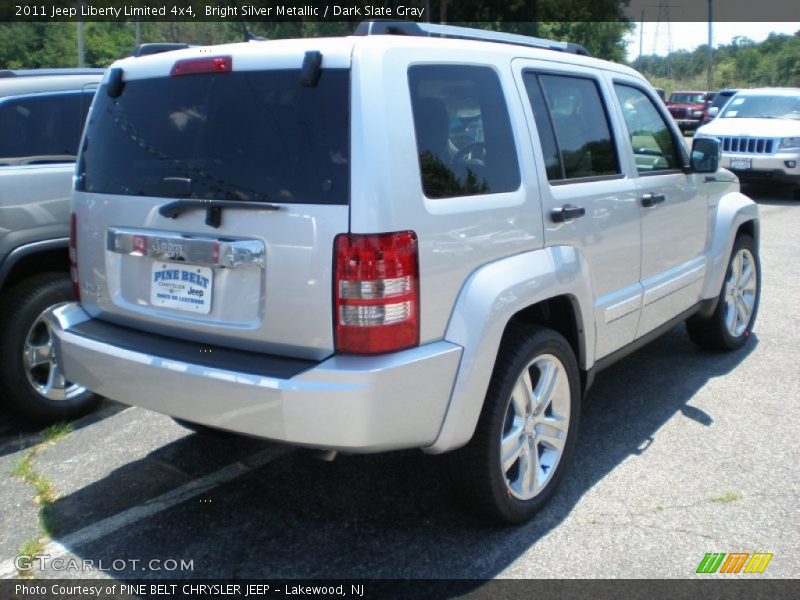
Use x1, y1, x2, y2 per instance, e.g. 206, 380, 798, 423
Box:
723, 248, 757, 338
22, 308, 87, 401
500, 354, 571, 500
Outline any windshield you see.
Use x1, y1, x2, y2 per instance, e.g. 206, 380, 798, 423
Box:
80, 68, 350, 204
721, 94, 800, 119
669, 93, 705, 104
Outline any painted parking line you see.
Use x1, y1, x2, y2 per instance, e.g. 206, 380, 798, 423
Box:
0, 446, 288, 579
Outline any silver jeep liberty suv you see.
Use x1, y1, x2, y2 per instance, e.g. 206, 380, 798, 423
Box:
50, 22, 760, 523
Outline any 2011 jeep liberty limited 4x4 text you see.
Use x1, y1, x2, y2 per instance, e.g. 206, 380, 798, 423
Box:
50, 22, 760, 523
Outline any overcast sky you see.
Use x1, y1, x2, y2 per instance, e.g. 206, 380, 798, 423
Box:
625, 22, 800, 60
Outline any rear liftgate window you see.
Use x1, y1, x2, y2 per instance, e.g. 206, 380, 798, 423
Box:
80, 68, 350, 204
408, 65, 521, 199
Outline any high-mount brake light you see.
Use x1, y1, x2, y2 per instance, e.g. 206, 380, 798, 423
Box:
170, 56, 232, 77
69, 213, 80, 301
334, 231, 420, 354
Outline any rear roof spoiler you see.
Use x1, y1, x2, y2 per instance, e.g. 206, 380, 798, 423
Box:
353, 21, 591, 57
133, 43, 191, 57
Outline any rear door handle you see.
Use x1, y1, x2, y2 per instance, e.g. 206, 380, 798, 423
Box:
641, 193, 666, 207
551, 204, 586, 223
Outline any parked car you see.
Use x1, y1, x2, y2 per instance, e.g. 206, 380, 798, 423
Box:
49, 22, 760, 523
701, 88, 741, 124
0, 68, 103, 422
696, 87, 800, 198
667, 90, 709, 132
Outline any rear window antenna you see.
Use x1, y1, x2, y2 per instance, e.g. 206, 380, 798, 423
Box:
230, 0, 267, 41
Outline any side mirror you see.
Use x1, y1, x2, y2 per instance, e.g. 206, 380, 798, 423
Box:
690, 137, 721, 174
707, 106, 719, 118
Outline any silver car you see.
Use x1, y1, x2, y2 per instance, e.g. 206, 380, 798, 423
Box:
50, 23, 760, 523
0, 68, 103, 422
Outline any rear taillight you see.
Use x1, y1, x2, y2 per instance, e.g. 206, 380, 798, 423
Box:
170, 56, 232, 77
334, 231, 420, 354
69, 212, 80, 302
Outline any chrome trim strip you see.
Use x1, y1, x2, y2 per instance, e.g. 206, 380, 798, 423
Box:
106, 228, 265, 269
643, 263, 706, 306
604, 293, 643, 324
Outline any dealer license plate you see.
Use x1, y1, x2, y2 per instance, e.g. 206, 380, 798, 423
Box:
150, 262, 213, 314
730, 157, 751, 170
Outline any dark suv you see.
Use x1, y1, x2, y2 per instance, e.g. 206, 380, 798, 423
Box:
701, 88, 741, 125
0, 68, 103, 422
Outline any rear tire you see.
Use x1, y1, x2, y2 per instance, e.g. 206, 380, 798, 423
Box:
686, 234, 760, 351
446, 324, 580, 524
0, 273, 99, 423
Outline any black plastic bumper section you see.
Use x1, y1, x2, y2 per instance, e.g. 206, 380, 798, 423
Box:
68, 319, 319, 380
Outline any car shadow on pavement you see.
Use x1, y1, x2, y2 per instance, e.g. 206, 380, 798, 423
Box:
45, 325, 757, 580
0, 400, 126, 459
742, 184, 797, 205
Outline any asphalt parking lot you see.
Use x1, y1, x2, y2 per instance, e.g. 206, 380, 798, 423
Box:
1, 186, 798, 581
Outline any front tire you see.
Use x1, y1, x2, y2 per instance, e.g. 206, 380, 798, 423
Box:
447, 325, 580, 524
0, 273, 99, 423
686, 234, 760, 351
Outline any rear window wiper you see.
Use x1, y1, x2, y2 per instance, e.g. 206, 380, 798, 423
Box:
159, 199, 282, 228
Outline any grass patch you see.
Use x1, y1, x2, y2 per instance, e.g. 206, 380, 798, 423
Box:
15, 536, 45, 578
10, 421, 72, 574
42, 422, 72, 445
711, 491, 743, 504
12, 454, 35, 481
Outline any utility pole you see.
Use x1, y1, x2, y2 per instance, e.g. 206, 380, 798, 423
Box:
707, 0, 714, 89
76, 1, 85, 67
653, 1, 674, 78
440, 0, 447, 23
639, 9, 645, 59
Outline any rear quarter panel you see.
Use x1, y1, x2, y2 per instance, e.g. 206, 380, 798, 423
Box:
349, 38, 546, 344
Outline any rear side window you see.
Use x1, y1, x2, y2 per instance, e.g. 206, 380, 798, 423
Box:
613, 84, 681, 174
524, 73, 620, 182
81, 69, 350, 204
408, 65, 520, 199
0, 91, 92, 164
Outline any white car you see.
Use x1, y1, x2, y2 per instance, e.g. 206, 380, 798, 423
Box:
696, 87, 800, 198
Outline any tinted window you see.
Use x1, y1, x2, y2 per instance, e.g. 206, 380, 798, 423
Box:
81, 69, 350, 204
0, 91, 92, 164
614, 84, 681, 174
536, 74, 620, 180
408, 65, 520, 198
523, 74, 561, 181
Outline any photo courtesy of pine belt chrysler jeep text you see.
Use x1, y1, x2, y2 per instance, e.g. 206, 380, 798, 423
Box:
48, 22, 761, 523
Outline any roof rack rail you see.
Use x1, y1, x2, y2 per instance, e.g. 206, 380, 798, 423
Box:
353, 21, 591, 57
